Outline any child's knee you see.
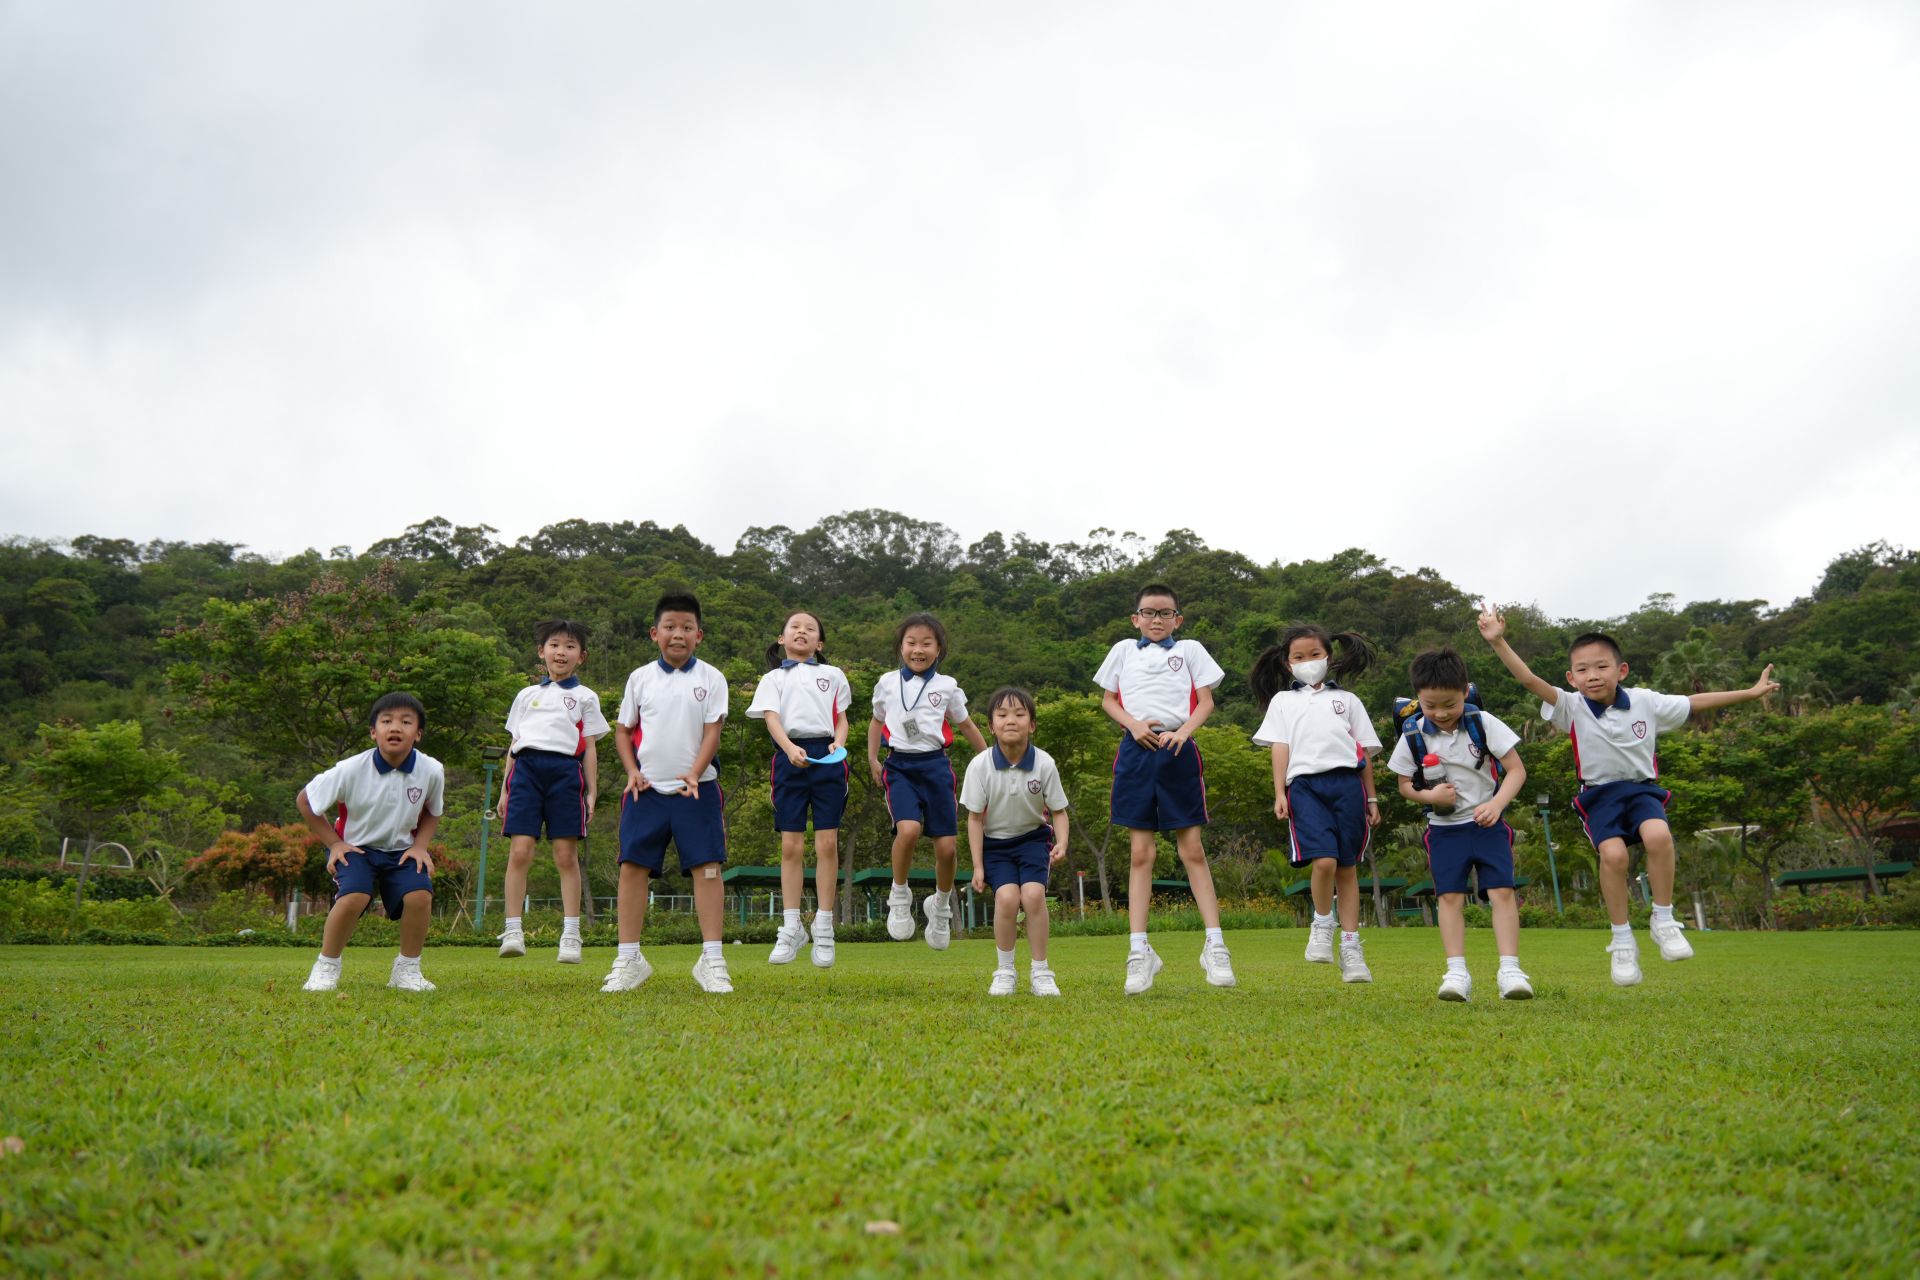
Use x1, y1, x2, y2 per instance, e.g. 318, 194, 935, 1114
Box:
1598, 843, 1631, 873
1439, 892, 1467, 909
401, 890, 432, 913
994, 885, 1021, 912
551, 846, 579, 871
334, 892, 373, 914
1175, 840, 1208, 867
1640, 822, 1675, 854
1487, 887, 1516, 905
933, 838, 956, 857
894, 821, 924, 842
1019, 883, 1047, 913
506, 845, 535, 869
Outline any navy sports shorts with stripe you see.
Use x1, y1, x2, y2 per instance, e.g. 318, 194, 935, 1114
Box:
982, 827, 1053, 890
1423, 821, 1517, 896
618, 784, 727, 873
1286, 765, 1370, 867
1572, 780, 1671, 848
771, 735, 849, 832
882, 749, 958, 837
333, 847, 434, 919
502, 749, 589, 840
1110, 734, 1208, 831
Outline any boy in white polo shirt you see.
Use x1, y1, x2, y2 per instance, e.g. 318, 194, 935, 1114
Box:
1093, 583, 1236, 994
497, 619, 610, 965
963, 687, 1070, 996
297, 692, 447, 992
603, 593, 734, 995
1479, 604, 1778, 986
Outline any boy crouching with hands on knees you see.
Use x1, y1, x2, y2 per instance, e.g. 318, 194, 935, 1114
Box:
963, 687, 1070, 997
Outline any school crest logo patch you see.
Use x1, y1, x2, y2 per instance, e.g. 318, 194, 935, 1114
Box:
928, 693, 944, 708
694, 687, 708, 702
817, 677, 831, 693
1027, 779, 1043, 794
1632, 721, 1648, 739
1469, 742, 1485, 762
1332, 700, 1347, 715
563, 696, 577, 712
1167, 656, 1184, 673
406, 786, 423, 804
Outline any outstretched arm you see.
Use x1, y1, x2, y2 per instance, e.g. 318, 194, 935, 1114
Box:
1478, 602, 1559, 706
1689, 664, 1780, 714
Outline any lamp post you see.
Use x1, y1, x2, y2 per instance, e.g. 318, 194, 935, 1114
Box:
475, 746, 507, 930
1537, 793, 1564, 915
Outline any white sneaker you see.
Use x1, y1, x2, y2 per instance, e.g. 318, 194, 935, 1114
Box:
600, 954, 653, 992
1305, 919, 1336, 964
769, 922, 809, 964
387, 959, 436, 992
1651, 918, 1694, 961
557, 934, 582, 964
886, 885, 915, 941
923, 891, 952, 950
1498, 967, 1534, 1000
1607, 939, 1643, 987
1200, 939, 1237, 987
1124, 944, 1163, 995
1437, 970, 1472, 1002
989, 967, 1017, 996
692, 953, 734, 994
497, 927, 526, 958
302, 958, 341, 992
1339, 939, 1372, 983
811, 930, 836, 968
1030, 967, 1061, 997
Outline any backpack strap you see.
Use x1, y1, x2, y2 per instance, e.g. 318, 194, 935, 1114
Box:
1400, 717, 1431, 791
1463, 708, 1501, 779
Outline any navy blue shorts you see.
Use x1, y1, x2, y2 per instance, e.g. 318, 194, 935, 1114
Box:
333, 847, 434, 919
1110, 734, 1208, 832
771, 736, 849, 832
1286, 767, 1371, 867
618, 784, 727, 873
883, 750, 958, 838
1573, 780, 1672, 848
982, 827, 1053, 890
502, 749, 589, 840
1424, 821, 1516, 896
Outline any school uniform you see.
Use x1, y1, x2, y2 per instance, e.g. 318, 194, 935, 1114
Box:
747, 658, 854, 832
1543, 686, 1692, 848
960, 743, 1070, 889
1093, 637, 1225, 831
302, 748, 446, 917
1387, 710, 1521, 895
872, 667, 971, 837
1253, 682, 1383, 867
500, 677, 610, 840
614, 656, 730, 873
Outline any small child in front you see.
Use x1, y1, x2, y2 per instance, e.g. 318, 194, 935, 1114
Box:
297, 692, 446, 992
1479, 603, 1778, 986
963, 687, 1070, 997
1386, 649, 1532, 1001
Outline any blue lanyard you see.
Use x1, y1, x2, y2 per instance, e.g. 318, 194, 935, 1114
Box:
899, 665, 936, 714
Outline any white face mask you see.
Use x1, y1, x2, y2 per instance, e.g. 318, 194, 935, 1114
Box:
1292, 658, 1329, 686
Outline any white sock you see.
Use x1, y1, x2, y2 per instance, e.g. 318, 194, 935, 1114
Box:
1651, 902, 1675, 924
617, 942, 639, 963
504, 915, 522, 932
996, 947, 1016, 970
1129, 932, 1149, 954
815, 910, 834, 931
1611, 924, 1634, 945
1313, 911, 1334, 928
561, 916, 580, 938
892, 881, 909, 897
702, 941, 723, 961
1499, 955, 1521, 972
394, 953, 419, 972
1204, 927, 1224, 946
1031, 957, 1050, 972
315, 952, 340, 967
1341, 931, 1359, 945
1446, 956, 1468, 976
784, 908, 801, 928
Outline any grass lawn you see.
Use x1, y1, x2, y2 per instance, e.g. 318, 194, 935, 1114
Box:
3, 928, 1918, 1278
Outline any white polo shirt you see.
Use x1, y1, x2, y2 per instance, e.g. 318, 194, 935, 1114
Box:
746, 660, 853, 739
1252, 683, 1384, 782
961, 743, 1070, 839
303, 748, 446, 850
505, 677, 610, 756
872, 667, 970, 754
1386, 710, 1521, 826
1543, 685, 1691, 786
615, 657, 730, 793
1092, 637, 1225, 731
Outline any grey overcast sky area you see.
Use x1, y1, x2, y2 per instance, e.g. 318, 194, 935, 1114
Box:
2, 2, 1917, 620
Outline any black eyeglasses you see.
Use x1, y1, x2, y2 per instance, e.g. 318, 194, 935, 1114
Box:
1134, 608, 1178, 620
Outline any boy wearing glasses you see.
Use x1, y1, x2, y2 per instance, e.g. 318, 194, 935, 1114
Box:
1093, 583, 1236, 994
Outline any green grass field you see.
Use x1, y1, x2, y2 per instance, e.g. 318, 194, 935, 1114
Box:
3, 929, 1918, 1278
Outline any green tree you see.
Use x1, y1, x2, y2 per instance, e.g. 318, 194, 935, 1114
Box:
1788, 705, 1920, 895
34, 720, 181, 895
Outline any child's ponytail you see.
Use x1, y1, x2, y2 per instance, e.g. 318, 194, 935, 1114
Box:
764, 639, 787, 672
1248, 623, 1377, 704
1249, 646, 1292, 706
1327, 631, 1376, 683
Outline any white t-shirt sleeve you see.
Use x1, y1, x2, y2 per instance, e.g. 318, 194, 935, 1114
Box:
302, 761, 347, 814
1646, 689, 1692, 733
504, 689, 526, 736
1385, 734, 1416, 777
945, 683, 970, 724
1251, 695, 1290, 747
1093, 641, 1128, 693
959, 757, 987, 813
833, 670, 853, 718
746, 672, 780, 720
1186, 642, 1226, 690
1543, 689, 1578, 731
581, 692, 610, 740
1348, 698, 1383, 751
424, 764, 446, 818
1043, 760, 1069, 810
702, 668, 728, 724
871, 675, 892, 722
617, 674, 642, 729
1480, 711, 1521, 759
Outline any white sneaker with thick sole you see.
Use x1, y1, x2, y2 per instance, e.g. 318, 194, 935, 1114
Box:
600, 954, 653, 992
1124, 945, 1164, 995
1498, 967, 1534, 1000
557, 935, 582, 964
1030, 967, 1061, 997
1305, 920, 1336, 964
1200, 939, 1237, 987
1437, 970, 1472, 1002
811, 930, 836, 968
923, 891, 952, 950
497, 927, 526, 958
769, 922, 809, 964
692, 954, 734, 994
1608, 939, 1643, 986
387, 959, 436, 992
302, 959, 341, 992
1651, 918, 1694, 961
1339, 940, 1372, 983
886, 886, 915, 941
989, 967, 1017, 996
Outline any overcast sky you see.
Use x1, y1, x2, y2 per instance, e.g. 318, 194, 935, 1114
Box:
3, 1, 1916, 618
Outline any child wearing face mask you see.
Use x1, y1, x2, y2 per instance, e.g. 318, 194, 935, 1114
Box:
1250, 625, 1383, 984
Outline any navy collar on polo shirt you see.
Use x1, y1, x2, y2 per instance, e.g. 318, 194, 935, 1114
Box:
1136, 635, 1176, 649
900, 663, 937, 683
540, 676, 581, 688
656, 654, 699, 674
780, 657, 821, 670
1584, 687, 1631, 717
990, 743, 1037, 771
1290, 679, 1343, 692
372, 748, 418, 775
1419, 714, 1463, 735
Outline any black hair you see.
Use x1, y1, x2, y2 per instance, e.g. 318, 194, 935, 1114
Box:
986, 686, 1037, 722
535, 618, 590, 649
894, 612, 949, 665
1135, 582, 1180, 612
369, 691, 427, 730
653, 592, 703, 626
1248, 624, 1376, 704
1569, 632, 1624, 663
1409, 648, 1471, 693
765, 610, 828, 672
